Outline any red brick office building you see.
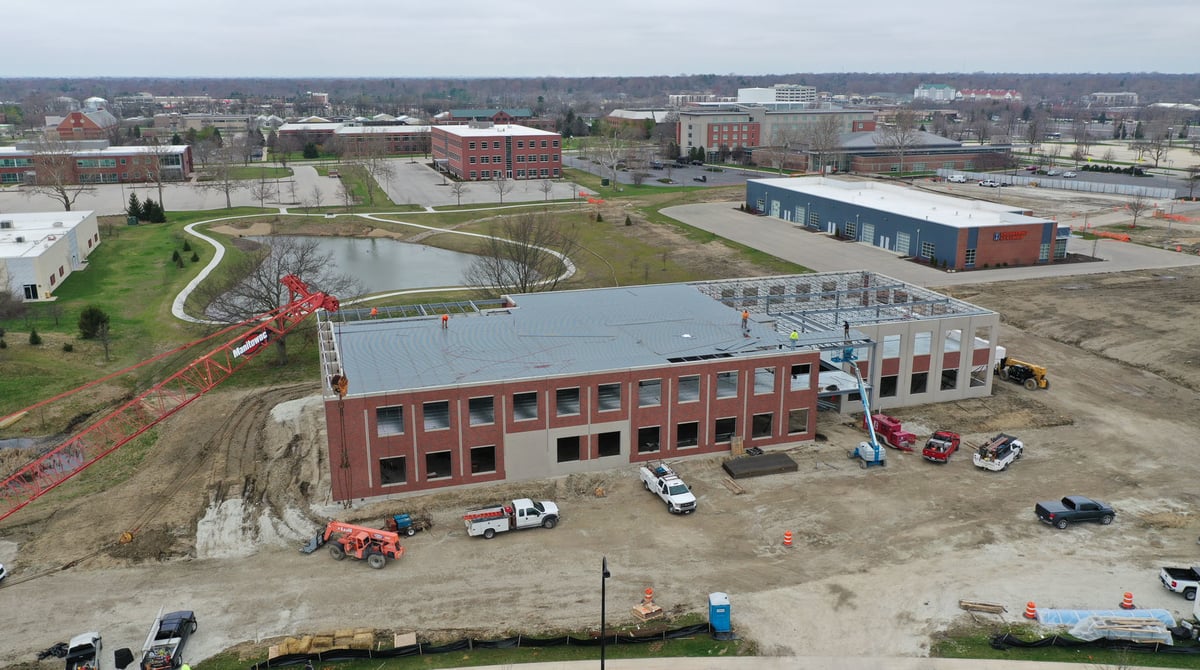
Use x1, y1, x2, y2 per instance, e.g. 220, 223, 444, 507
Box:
0, 142, 193, 185
431, 123, 562, 181
316, 273, 997, 502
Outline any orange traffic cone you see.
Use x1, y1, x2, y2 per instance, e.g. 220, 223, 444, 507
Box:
643, 587, 654, 605
1023, 602, 1037, 619
783, 530, 793, 547
1120, 592, 1135, 610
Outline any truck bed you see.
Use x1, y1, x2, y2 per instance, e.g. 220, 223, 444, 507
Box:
1161, 566, 1200, 580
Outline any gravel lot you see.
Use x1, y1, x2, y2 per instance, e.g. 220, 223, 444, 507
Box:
3, 188, 1200, 668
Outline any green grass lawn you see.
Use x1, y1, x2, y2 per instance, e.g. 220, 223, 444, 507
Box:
932, 622, 1200, 668
226, 166, 293, 180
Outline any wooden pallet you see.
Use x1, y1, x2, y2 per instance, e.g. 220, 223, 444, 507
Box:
722, 477, 746, 495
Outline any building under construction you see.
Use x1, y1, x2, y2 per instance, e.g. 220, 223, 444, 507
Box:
317, 271, 997, 501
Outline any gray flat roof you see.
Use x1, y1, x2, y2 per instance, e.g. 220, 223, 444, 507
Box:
749, 176, 1051, 230
323, 272, 994, 398
328, 283, 793, 396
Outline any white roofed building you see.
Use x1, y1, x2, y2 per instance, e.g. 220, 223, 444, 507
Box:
0, 211, 100, 302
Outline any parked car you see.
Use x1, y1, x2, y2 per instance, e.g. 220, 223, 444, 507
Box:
947, 174, 967, 183
1046, 169, 1060, 176
1035, 495, 1115, 529
693, 175, 707, 183
1062, 171, 1077, 178
1025, 165, 1040, 172
978, 179, 1001, 188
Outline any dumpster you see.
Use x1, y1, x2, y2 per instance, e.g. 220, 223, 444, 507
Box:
600, 178, 610, 186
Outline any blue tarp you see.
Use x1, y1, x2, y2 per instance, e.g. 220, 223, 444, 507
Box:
1037, 608, 1176, 627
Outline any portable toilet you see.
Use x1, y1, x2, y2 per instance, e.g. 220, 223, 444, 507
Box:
708, 592, 731, 633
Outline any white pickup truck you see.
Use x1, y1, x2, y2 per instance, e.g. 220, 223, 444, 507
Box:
65, 633, 101, 670
463, 498, 559, 539
1159, 565, 1200, 601
639, 461, 697, 514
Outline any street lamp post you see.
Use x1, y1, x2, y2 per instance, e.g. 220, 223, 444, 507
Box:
600, 557, 611, 670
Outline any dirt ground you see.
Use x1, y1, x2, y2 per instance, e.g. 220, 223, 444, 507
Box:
4, 190, 1200, 667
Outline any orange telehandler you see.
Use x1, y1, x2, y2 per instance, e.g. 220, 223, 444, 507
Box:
314, 521, 405, 569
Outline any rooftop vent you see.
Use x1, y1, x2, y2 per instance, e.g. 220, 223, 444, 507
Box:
0, 220, 12, 229
53, 221, 64, 227
15, 235, 25, 243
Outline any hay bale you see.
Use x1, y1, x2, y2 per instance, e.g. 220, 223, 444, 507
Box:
311, 635, 334, 650
354, 627, 374, 636
268, 645, 281, 659
334, 629, 355, 640
295, 635, 313, 654
351, 633, 374, 650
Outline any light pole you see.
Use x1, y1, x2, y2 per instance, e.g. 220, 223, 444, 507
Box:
600, 557, 611, 670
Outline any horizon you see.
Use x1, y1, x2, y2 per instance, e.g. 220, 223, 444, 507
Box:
6, 0, 1199, 79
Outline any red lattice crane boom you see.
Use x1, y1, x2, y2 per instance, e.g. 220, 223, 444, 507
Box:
0, 274, 339, 523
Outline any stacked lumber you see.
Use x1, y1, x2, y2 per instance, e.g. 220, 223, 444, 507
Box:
958, 600, 1007, 614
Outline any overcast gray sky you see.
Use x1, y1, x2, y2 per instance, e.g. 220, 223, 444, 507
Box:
6, 0, 1197, 77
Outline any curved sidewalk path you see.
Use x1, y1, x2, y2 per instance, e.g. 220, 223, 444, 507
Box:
171, 209, 577, 323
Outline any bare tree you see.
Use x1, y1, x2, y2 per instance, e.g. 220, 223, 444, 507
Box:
1127, 194, 1152, 229
463, 212, 580, 295
143, 138, 180, 210
1023, 109, 1047, 154
592, 125, 637, 187
354, 135, 395, 206
250, 175, 275, 208
449, 181, 469, 206
631, 171, 650, 186
194, 147, 248, 208
1144, 125, 1170, 168
763, 126, 803, 174
23, 136, 96, 211
874, 109, 922, 178
96, 322, 112, 362
971, 115, 992, 146
337, 179, 355, 211
309, 184, 325, 211
802, 114, 842, 175
539, 179, 555, 201
1046, 143, 1064, 168
194, 236, 364, 365
492, 175, 514, 203
191, 137, 220, 170
1072, 114, 1093, 156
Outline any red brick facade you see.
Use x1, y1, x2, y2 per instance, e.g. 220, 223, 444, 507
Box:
324, 351, 820, 501
432, 125, 562, 181
55, 111, 117, 141
0, 145, 193, 185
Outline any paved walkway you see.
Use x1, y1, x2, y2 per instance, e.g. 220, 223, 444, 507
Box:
663, 202, 1200, 288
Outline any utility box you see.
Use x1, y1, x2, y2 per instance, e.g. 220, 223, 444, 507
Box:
708, 592, 731, 633
127, 216, 139, 226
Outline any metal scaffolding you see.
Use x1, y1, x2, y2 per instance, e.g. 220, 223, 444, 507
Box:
690, 271, 991, 334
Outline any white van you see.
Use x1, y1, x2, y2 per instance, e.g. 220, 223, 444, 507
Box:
947, 174, 967, 183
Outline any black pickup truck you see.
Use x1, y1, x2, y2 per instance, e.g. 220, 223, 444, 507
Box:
1035, 495, 1115, 529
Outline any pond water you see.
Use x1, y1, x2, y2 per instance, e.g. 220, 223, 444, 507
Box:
250, 235, 478, 293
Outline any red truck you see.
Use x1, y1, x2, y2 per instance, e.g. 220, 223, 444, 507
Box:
922, 431, 961, 463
